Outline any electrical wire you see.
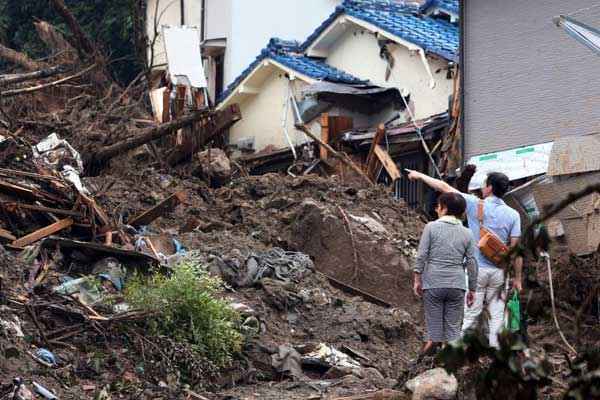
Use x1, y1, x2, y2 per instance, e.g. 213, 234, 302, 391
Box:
540, 251, 578, 355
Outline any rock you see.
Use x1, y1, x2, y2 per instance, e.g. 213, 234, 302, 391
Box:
349, 214, 387, 234
324, 365, 355, 379
406, 368, 457, 400
197, 148, 231, 186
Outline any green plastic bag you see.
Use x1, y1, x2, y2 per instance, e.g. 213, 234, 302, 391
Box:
506, 290, 521, 332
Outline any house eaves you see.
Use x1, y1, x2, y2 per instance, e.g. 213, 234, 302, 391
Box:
302, 0, 459, 62
217, 38, 367, 110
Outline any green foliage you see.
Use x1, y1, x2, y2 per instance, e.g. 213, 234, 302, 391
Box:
125, 258, 243, 368
564, 349, 600, 400
438, 331, 552, 399
0, 0, 141, 83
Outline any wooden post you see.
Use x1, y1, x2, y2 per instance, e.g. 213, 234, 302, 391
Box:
320, 113, 329, 160
365, 124, 386, 181
373, 145, 401, 181
12, 218, 73, 248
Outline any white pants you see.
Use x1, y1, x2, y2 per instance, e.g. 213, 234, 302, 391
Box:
462, 267, 505, 349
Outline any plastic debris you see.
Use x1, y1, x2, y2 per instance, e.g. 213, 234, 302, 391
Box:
32, 382, 58, 400
35, 348, 57, 366
303, 343, 361, 370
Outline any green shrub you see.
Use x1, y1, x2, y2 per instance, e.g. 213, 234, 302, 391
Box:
125, 258, 242, 368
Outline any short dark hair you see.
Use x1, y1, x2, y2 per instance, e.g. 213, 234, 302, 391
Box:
485, 172, 510, 198
438, 192, 466, 217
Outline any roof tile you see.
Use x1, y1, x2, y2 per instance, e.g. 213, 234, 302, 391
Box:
218, 38, 366, 104
301, 0, 459, 62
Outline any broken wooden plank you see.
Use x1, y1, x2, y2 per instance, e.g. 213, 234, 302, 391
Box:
0, 180, 39, 201
12, 218, 73, 248
128, 191, 186, 228
373, 145, 401, 181
331, 389, 403, 400
316, 271, 390, 308
1, 202, 82, 218
80, 194, 111, 227
0, 168, 63, 182
296, 124, 374, 186
366, 124, 385, 181
41, 236, 158, 264
0, 227, 16, 241
320, 113, 329, 160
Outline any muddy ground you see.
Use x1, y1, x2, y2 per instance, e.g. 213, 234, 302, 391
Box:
1, 159, 599, 400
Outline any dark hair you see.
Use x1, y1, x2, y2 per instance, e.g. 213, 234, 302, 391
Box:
485, 172, 510, 198
438, 192, 466, 217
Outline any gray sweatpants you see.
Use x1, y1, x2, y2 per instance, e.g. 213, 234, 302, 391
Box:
423, 288, 465, 342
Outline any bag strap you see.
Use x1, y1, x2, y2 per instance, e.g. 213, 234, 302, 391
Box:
477, 200, 484, 224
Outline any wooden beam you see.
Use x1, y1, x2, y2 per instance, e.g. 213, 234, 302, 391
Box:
12, 218, 73, 248
365, 124, 385, 181
296, 124, 374, 186
373, 145, 401, 181
1, 202, 82, 218
0, 227, 16, 241
320, 113, 329, 160
330, 389, 403, 400
128, 191, 186, 228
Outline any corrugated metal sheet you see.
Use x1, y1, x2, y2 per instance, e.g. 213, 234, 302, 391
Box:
463, 0, 600, 160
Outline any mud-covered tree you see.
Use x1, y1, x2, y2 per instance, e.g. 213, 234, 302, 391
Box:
0, 0, 143, 83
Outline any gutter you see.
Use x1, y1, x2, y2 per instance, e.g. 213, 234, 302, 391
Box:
180, 0, 185, 25
459, 0, 465, 168
200, 0, 205, 41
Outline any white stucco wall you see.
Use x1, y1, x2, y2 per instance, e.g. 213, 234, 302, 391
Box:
229, 73, 309, 152
325, 25, 453, 120
146, 0, 205, 67
227, 0, 342, 85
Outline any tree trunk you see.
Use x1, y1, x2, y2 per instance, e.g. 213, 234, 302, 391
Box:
87, 111, 211, 171
34, 21, 79, 65
48, 0, 95, 57
0, 43, 46, 71
0, 65, 67, 87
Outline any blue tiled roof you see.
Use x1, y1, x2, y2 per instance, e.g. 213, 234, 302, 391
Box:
218, 38, 366, 104
421, 0, 459, 16
301, 0, 458, 62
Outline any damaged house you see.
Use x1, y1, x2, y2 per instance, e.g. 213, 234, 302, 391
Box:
216, 0, 459, 207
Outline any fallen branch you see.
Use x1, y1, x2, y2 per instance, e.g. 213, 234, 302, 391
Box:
296, 124, 374, 186
1, 63, 98, 98
0, 65, 67, 87
0, 43, 46, 71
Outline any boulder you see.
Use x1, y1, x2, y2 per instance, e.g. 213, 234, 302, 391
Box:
405, 368, 457, 400
196, 148, 231, 186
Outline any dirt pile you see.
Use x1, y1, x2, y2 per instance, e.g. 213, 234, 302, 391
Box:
0, 163, 429, 399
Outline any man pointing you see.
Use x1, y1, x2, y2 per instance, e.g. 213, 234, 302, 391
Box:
407, 170, 522, 349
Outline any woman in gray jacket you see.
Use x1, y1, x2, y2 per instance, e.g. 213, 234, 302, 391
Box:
413, 192, 478, 356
